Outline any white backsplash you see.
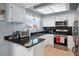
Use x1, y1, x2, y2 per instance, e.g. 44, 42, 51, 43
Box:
14, 23, 25, 31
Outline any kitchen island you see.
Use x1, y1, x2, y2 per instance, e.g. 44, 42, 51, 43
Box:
4, 37, 45, 56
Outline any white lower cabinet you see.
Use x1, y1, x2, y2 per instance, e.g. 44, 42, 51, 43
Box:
33, 41, 44, 56
10, 43, 33, 56
47, 34, 54, 45
68, 36, 75, 50
38, 34, 75, 50
38, 34, 54, 46
0, 40, 10, 56
9, 41, 45, 56
8, 35, 75, 56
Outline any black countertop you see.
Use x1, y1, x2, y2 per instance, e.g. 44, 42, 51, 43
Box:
4, 36, 45, 48
25, 38, 45, 48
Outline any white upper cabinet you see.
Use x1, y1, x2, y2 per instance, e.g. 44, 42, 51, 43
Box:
5, 4, 26, 22
42, 16, 55, 27
55, 14, 75, 26
68, 14, 75, 26
42, 13, 75, 27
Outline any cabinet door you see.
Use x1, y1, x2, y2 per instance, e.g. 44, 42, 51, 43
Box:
33, 41, 44, 56
38, 34, 54, 46
37, 35, 48, 46
10, 43, 33, 56
0, 41, 10, 56
42, 17, 55, 27
10, 43, 23, 56
11, 5, 26, 22
68, 14, 75, 26
47, 34, 54, 45
68, 36, 75, 50
5, 4, 26, 22
5, 4, 12, 22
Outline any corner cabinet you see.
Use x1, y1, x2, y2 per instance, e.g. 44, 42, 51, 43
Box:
5, 4, 26, 22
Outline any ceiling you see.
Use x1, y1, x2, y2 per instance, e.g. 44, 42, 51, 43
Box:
34, 3, 69, 14
0, 3, 78, 15
8, 3, 79, 15
32, 3, 79, 14
13, 3, 40, 8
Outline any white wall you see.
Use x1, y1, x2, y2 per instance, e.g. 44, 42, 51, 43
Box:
0, 22, 15, 56
0, 22, 14, 42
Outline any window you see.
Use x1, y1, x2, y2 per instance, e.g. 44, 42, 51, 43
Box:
25, 14, 41, 29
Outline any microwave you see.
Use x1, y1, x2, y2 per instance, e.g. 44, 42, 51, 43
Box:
55, 21, 68, 26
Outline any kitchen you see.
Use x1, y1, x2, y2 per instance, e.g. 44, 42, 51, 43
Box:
0, 3, 79, 56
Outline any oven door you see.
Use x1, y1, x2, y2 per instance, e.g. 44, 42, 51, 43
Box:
54, 35, 67, 50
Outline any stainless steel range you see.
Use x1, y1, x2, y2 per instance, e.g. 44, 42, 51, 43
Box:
54, 20, 68, 50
